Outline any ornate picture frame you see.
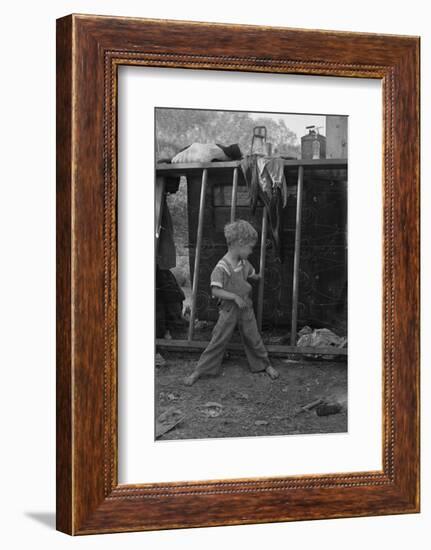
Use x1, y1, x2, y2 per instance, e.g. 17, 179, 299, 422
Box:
56, 14, 420, 534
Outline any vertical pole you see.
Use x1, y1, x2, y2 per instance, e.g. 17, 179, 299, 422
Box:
290, 165, 304, 346
230, 167, 238, 222
155, 176, 166, 256
188, 169, 208, 342
257, 207, 268, 332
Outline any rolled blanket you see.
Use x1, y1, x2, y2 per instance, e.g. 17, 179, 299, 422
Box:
171, 142, 242, 163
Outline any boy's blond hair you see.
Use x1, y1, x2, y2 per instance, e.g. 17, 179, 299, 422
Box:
224, 219, 258, 247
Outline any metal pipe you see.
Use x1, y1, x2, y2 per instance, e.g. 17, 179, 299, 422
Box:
230, 167, 238, 222
290, 166, 304, 345
257, 207, 268, 331
188, 169, 208, 342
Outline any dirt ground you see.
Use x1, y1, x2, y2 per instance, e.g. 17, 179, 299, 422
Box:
155, 351, 347, 441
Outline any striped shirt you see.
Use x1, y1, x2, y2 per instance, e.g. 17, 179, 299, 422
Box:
210, 257, 256, 289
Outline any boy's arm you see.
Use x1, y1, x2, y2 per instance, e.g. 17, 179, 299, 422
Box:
212, 287, 247, 309
211, 287, 236, 301
246, 261, 261, 281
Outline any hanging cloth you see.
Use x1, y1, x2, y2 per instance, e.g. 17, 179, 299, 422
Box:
256, 157, 288, 208
240, 155, 288, 261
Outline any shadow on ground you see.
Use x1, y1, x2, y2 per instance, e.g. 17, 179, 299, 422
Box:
25, 512, 56, 530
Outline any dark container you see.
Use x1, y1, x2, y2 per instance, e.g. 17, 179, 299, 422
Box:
301, 128, 327, 160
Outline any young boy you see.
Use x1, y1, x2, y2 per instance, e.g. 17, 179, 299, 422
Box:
184, 219, 279, 385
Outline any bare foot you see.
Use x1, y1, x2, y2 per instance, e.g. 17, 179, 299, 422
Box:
183, 371, 200, 386
266, 365, 279, 380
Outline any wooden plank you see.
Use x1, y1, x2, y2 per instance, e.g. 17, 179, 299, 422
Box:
155, 158, 348, 175
230, 167, 238, 222
188, 169, 208, 342
290, 166, 304, 345
257, 207, 268, 331
156, 338, 347, 357
326, 116, 348, 159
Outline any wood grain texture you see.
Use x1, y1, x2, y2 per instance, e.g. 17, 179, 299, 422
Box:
56, 14, 420, 535
56, 16, 73, 535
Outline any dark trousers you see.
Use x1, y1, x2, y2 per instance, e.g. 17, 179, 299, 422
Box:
195, 304, 270, 376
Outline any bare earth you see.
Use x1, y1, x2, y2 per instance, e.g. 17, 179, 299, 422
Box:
155, 352, 347, 441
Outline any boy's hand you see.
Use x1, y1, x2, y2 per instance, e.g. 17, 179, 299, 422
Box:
234, 295, 247, 310
250, 272, 261, 281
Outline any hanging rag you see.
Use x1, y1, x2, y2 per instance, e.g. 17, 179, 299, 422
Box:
257, 157, 288, 208
155, 161, 181, 270
156, 266, 186, 338
240, 154, 261, 213
240, 155, 288, 261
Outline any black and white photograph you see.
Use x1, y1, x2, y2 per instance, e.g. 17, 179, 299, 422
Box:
1, 0, 424, 545
154, 107, 348, 441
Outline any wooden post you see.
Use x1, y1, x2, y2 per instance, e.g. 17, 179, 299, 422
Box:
155, 176, 166, 256
188, 169, 208, 342
290, 166, 304, 345
257, 207, 268, 331
230, 167, 238, 222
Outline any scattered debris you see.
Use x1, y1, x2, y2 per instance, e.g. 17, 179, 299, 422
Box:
301, 398, 324, 411
222, 419, 236, 426
167, 392, 179, 401
297, 328, 347, 359
200, 402, 223, 418
294, 398, 324, 416
294, 397, 343, 418
155, 353, 347, 439
316, 403, 342, 416
225, 390, 249, 401
155, 353, 167, 367
156, 407, 185, 438
267, 335, 289, 345
254, 420, 269, 426
298, 325, 313, 337
194, 319, 211, 330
